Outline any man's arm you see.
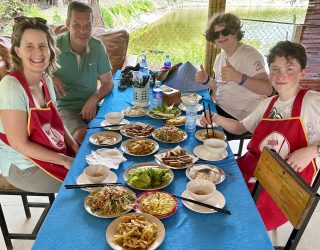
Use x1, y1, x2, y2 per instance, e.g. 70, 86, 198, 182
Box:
80, 71, 114, 121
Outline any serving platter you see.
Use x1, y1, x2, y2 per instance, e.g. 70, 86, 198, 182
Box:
106, 212, 165, 250
155, 147, 197, 169
120, 138, 159, 156
123, 162, 174, 191
120, 122, 155, 138
152, 126, 187, 143
147, 106, 181, 120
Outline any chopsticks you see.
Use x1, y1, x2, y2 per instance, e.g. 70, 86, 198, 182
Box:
65, 183, 122, 189
172, 194, 231, 215
202, 103, 215, 139
86, 124, 126, 129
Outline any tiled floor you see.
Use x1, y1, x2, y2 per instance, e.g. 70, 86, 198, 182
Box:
1, 140, 319, 249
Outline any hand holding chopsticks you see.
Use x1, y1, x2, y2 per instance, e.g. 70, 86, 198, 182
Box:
202, 103, 216, 139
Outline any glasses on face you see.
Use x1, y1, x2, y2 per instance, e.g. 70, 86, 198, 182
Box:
208, 28, 232, 41
14, 16, 47, 25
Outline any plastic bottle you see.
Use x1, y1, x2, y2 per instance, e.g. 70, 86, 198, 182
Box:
163, 54, 171, 69
185, 99, 197, 134
139, 49, 149, 74
152, 80, 163, 108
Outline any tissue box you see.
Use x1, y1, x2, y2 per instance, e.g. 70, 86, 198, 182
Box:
162, 87, 181, 107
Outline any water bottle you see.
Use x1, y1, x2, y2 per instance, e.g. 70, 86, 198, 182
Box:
139, 49, 149, 74
163, 54, 171, 69
185, 99, 197, 134
152, 80, 163, 108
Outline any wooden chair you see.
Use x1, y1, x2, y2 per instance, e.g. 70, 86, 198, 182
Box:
252, 147, 320, 250
0, 174, 55, 250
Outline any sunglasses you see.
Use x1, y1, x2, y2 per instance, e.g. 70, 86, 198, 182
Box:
14, 16, 47, 25
207, 28, 232, 41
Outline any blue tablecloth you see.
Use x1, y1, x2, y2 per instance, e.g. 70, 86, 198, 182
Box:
32, 71, 273, 250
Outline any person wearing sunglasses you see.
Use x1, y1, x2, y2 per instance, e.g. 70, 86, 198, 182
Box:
52, 1, 114, 144
0, 17, 79, 192
195, 13, 272, 122
201, 41, 320, 231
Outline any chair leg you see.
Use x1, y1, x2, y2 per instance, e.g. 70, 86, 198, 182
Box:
237, 138, 245, 157
0, 203, 13, 250
21, 195, 31, 218
48, 193, 55, 205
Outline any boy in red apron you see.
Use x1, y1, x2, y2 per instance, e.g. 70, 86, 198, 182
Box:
0, 17, 78, 192
201, 41, 319, 230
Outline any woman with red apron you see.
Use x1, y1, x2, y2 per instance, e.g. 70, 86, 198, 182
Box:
0, 71, 73, 182
237, 88, 317, 230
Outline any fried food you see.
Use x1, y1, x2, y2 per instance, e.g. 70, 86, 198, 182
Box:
94, 135, 117, 145
127, 139, 156, 155
165, 116, 186, 126
154, 126, 185, 142
139, 192, 176, 217
112, 214, 158, 249
124, 123, 154, 137
161, 148, 193, 168
123, 106, 146, 117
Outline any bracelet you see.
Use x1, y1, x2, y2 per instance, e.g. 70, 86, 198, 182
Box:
316, 144, 320, 157
202, 75, 210, 85
239, 74, 248, 86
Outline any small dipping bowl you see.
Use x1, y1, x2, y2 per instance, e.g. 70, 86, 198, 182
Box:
203, 138, 227, 155
105, 112, 124, 125
84, 164, 110, 183
186, 179, 216, 202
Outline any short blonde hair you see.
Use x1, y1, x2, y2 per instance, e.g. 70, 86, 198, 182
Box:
10, 16, 59, 76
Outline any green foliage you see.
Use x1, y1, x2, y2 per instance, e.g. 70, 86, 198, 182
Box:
0, 0, 25, 20
24, 4, 46, 19
101, 7, 114, 28
132, 0, 153, 12
52, 9, 64, 24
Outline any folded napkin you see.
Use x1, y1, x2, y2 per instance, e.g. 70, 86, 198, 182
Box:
86, 148, 127, 170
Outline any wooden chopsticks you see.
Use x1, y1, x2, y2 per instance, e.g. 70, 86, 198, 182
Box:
86, 124, 126, 129
65, 183, 122, 189
202, 103, 215, 139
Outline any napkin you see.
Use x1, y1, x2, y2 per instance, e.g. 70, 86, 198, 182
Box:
86, 148, 127, 170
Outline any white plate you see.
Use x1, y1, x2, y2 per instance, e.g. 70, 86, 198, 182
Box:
164, 116, 186, 127
185, 164, 225, 184
100, 119, 130, 130
152, 128, 187, 144
193, 145, 228, 161
84, 186, 136, 218
196, 115, 217, 128
121, 138, 159, 156
124, 163, 174, 191
155, 148, 197, 169
122, 106, 147, 117
181, 93, 202, 102
106, 212, 165, 250
178, 103, 204, 112
89, 131, 122, 146
180, 189, 226, 213
147, 107, 181, 120
120, 123, 155, 138
76, 172, 118, 192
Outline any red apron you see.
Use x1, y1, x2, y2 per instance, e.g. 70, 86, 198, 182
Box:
237, 88, 317, 231
0, 71, 70, 181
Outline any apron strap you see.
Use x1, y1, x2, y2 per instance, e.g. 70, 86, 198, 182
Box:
291, 88, 308, 117
263, 95, 279, 118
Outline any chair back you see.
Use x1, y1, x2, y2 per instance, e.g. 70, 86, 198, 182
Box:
253, 147, 320, 249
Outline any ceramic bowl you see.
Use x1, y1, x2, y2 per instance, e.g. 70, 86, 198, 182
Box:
84, 165, 110, 183
105, 112, 124, 125
186, 179, 216, 202
203, 138, 227, 155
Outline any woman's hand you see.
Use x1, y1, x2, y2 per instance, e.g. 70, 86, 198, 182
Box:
286, 146, 317, 172
62, 155, 74, 170
195, 65, 209, 84
200, 110, 217, 127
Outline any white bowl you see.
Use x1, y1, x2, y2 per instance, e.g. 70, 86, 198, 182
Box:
203, 138, 227, 155
186, 179, 216, 201
105, 112, 124, 125
181, 95, 198, 106
84, 165, 110, 183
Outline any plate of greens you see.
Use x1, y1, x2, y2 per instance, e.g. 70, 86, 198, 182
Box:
147, 105, 181, 119
124, 162, 174, 191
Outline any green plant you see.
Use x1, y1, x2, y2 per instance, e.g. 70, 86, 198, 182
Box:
52, 9, 64, 24
101, 7, 114, 28
23, 3, 46, 18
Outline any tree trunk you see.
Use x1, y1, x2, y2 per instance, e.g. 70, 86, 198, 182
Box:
89, 0, 104, 28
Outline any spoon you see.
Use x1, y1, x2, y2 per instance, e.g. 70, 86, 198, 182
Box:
197, 168, 236, 180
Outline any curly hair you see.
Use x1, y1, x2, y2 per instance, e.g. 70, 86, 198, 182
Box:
10, 16, 59, 76
267, 41, 307, 69
205, 13, 244, 43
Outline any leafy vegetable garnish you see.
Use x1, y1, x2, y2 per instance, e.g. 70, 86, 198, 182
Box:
127, 167, 171, 189
149, 104, 180, 118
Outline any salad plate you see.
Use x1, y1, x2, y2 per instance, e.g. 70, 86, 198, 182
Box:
180, 189, 225, 214
147, 105, 181, 119
134, 191, 178, 219
89, 131, 122, 146
84, 186, 136, 218
106, 212, 165, 250
186, 164, 225, 184
123, 162, 174, 191
100, 119, 130, 130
